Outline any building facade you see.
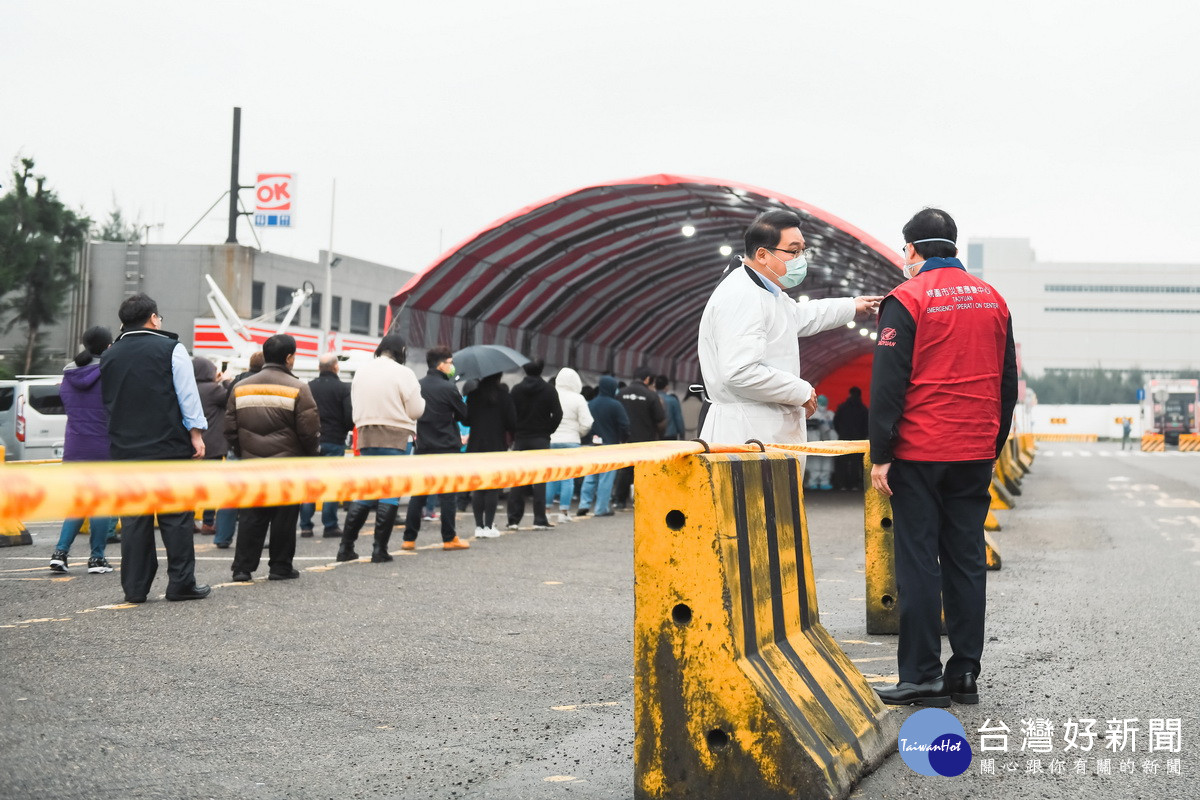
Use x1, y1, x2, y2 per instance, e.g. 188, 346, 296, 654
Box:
0, 242, 414, 372
967, 238, 1200, 376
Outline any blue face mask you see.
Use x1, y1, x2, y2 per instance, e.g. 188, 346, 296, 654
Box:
769, 250, 809, 288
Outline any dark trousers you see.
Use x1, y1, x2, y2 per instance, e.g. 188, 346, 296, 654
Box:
233, 504, 300, 575
507, 435, 551, 526
889, 459, 993, 685
834, 454, 865, 491
613, 466, 634, 505
403, 445, 459, 541
472, 489, 499, 529
403, 493, 458, 542
120, 511, 198, 600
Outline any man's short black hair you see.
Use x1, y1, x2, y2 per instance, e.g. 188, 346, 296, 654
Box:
523, 357, 545, 377
654, 374, 669, 391
633, 365, 654, 382
744, 209, 803, 258
117, 293, 158, 328
902, 208, 958, 259
426, 343, 453, 370
262, 334, 296, 365
376, 334, 407, 363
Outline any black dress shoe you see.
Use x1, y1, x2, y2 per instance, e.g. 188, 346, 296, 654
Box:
268, 569, 300, 580
876, 678, 950, 707
165, 584, 211, 601
322, 527, 342, 539
231, 571, 252, 582
946, 673, 979, 704
124, 596, 146, 604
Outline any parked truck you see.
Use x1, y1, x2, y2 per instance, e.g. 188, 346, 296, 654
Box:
1142, 378, 1199, 445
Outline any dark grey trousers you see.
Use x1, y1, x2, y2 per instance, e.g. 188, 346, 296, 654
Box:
889, 459, 993, 685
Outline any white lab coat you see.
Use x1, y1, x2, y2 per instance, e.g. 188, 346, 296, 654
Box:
698, 266, 855, 445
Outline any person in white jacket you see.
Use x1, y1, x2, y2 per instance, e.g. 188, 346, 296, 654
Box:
698, 209, 881, 446
547, 367, 594, 523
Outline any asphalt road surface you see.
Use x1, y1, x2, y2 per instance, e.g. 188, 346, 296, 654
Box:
1, 443, 1197, 799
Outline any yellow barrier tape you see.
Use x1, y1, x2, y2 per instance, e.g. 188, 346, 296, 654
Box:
762, 439, 869, 456
0, 441, 790, 523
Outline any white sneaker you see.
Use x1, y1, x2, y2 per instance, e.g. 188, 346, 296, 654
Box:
505, 523, 520, 531
557, 510, 573, 524
476, 527, 500, 539
487, 526, 501, 538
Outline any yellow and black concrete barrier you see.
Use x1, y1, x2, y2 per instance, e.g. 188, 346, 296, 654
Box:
1176, 434, 1199, 452
633, 448, 897, 800
863, 455, 1001, 637
1141, 433, 1165, 452
1034, 433, 1098, 442
0, 446, 32, 547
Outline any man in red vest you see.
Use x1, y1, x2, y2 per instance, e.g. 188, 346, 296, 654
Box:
869, 208, 1018, 708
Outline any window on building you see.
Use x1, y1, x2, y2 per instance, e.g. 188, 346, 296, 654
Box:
1045, 284, 1200, 294
967, 243, 984, 277
1045, 306, 1200, 314
350, 299, 371, 335
331, 296, 342, 331
251, 281, 264, 318
377, 304, 388, 335
275, 285, 295, 323
310, 292, 322, 329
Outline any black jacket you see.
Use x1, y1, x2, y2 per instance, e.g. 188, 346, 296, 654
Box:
833, 395, 869, 440
511, 375, 563, 439
308, 371, 354, 445
415, 369, 468, 453
466, 378, 516, 453
619, 381, 665, 443
100, 328, 192, 461
587, 375, 631, 445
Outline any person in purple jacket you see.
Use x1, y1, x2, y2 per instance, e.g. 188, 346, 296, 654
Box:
49, 326, 117, 574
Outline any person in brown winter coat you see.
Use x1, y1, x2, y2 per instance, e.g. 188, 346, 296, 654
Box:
224, 335, 319, 582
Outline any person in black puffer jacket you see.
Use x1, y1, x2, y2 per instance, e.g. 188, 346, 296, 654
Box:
506, 358, 562, 529
401, 344, 470, 550
465, 373, 516, 536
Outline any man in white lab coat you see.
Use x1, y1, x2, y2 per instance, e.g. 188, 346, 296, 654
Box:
698, 209, 881, 445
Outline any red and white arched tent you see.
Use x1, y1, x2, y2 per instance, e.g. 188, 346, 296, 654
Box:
388, 174, 901, 392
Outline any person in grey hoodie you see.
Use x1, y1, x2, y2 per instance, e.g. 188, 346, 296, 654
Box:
49, 326, 116, 574
547, 367, 593, 523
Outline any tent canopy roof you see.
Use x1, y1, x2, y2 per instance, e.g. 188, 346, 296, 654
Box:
390, 174, 902, 382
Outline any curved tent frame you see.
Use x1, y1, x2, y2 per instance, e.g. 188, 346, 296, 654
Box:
389, 174, 902, 383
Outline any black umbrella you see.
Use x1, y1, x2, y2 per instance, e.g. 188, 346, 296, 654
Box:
452, 344, 530, 383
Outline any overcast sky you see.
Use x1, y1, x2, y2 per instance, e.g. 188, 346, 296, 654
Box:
7, 1, 1198, 273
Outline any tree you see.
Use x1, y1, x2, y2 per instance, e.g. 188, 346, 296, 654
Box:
0, 158, 91, 373
95, 204, 140, 242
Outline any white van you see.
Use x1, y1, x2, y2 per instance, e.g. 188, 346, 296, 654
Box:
0, 378, 67, 461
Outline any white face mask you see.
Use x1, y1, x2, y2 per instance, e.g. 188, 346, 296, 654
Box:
899, 238, 954, 280
768, 249, 809, 288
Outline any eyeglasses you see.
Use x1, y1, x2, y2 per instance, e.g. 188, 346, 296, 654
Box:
155, 312, 165, 323
770, 246, 814, 259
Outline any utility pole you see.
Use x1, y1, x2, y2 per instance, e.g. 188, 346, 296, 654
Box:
225, 107, 242, 244
323, 178, 336, 352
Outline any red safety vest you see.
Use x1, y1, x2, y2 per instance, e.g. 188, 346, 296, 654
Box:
886, 267, 1010, 462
